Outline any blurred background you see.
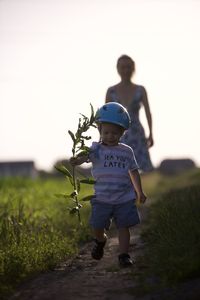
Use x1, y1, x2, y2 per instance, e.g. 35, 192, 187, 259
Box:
1, 0, 200, 172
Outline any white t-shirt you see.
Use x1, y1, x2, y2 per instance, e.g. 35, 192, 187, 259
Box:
88, 142, 139, 204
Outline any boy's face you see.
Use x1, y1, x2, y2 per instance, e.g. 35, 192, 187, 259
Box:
100, 123, 124, 146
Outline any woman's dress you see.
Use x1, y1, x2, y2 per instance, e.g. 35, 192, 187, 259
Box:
109, 85, 153, 172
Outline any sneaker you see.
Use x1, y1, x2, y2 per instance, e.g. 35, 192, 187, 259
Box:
91, 238, 106, 260
118, 253, 134, 267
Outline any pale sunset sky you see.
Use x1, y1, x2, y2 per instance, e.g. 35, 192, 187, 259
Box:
1, 0, 200, 170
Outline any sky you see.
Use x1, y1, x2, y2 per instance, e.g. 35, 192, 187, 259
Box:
1, 0, 200, 171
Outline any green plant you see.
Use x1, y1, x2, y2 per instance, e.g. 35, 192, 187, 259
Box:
55, 104, 96, 224
142, 185, 200, 285
0, 178, 91, 299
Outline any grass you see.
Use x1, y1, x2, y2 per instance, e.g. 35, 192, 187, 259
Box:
1, 168, 200, 299
140, 168, 200, 291
141, 167, 200, 198
0, 177, 93, 299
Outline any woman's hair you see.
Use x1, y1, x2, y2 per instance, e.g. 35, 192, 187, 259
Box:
117, 55, 135, 69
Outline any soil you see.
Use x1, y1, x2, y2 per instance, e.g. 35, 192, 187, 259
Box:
9, 206, 200, 300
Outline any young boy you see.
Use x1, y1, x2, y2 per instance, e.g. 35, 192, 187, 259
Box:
70, 102, 147, 267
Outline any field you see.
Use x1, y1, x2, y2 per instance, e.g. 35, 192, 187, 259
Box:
0, 177, 93, 298
140, 168, 200, 294
0, 168, 200, 299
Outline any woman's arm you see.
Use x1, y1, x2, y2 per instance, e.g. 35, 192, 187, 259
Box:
105, 87, 111, 103
141, 87, 154, 148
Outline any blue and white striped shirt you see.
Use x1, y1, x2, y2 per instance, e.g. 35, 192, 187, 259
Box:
88, 142, 139, 204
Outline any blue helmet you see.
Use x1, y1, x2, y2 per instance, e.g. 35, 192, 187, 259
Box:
95, 102, 131, 130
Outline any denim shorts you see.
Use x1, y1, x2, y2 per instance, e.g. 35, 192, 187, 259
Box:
89, 199, 140, 230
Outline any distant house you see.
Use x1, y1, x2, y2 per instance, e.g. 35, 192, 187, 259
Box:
0, 161, 38, 178
158, 158, 196, 175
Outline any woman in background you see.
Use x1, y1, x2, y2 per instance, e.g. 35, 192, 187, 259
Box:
105, 54, 154, 172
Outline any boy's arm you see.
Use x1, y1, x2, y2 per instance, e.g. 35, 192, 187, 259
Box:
70, 154, 89, 166
129, 169, 147, 203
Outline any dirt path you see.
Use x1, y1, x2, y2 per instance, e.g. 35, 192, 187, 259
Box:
9, 206, 200, 300
10, 208, 148, 300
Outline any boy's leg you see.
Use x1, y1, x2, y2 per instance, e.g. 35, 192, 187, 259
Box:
91, 228, 107, 260
90, 200, 112, 260
118, 227, 130, 254
114, 200, 140, 267
118, 227, 133, 267
94, 228, 107, 243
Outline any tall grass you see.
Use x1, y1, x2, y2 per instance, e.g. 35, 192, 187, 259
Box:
141, 168, 200, 199
0, 177, 92, 299
1, 169, 200, 298
142, 182, 200, 286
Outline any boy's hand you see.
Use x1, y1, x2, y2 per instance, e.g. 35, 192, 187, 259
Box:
137, 192, 147, 204
69, 154, 88, 166
69, 157, 79, 166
